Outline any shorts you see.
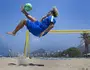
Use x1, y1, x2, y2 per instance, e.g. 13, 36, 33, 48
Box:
26, 20, 43, 36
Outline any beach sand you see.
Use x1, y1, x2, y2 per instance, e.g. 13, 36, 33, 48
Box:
0, 57, 90, 70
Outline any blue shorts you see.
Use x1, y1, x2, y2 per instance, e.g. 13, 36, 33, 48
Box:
26, 20, 46, 36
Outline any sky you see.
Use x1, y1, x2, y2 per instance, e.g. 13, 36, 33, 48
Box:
0, 0, 90, 52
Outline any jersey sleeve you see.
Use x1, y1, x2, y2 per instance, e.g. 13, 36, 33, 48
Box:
49, 16, 56, 24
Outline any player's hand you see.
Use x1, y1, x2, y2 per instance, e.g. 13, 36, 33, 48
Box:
21, 6, 26, 14
39, 32, 45, 37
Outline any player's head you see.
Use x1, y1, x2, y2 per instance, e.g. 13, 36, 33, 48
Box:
51, 6, 58, 17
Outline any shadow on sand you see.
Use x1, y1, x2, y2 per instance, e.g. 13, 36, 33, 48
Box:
8, 63, 44, 67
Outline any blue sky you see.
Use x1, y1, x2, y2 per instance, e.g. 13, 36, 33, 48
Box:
0, 0, 90, 52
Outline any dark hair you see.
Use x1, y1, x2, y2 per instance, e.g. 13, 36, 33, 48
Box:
47, 7, 58, 17
51, 10, 57, 17
51, 7, 58, 17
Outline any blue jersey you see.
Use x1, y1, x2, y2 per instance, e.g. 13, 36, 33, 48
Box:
40, 16, 56, 36
26, 15, 56, 37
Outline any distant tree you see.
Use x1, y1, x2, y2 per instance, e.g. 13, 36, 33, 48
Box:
62, 47, 81, 57
80, 33, 90, 54
53, 52, 60, 57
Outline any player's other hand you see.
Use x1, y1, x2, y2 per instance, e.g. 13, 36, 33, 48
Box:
39, 32, 45, 37
21, 6, 26, 14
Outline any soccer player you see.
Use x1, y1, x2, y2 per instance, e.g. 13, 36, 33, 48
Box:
7, 6, 58, 37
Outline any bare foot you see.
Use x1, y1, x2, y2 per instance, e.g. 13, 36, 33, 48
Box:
7, 32, 16, 36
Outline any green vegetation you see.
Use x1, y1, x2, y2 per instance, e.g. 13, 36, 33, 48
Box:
31, 47, 82, 57
61, 47, 81, 57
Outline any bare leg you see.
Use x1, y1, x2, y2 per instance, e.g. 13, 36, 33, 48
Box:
7, 19, 26, 36
22, 8, 37, 22
26, 15, 37, 22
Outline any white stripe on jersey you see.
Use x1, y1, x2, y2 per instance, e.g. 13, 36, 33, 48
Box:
51, 16, 54, 22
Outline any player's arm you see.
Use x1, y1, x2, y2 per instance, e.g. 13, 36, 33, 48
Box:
21, 6, 36, 22
40, 11, 52, 22
40, 15, 47, 22
39, 23, 54, 37
43, 23, 54, 33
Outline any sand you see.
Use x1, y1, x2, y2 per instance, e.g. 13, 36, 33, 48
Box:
0, 57, 90, 70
